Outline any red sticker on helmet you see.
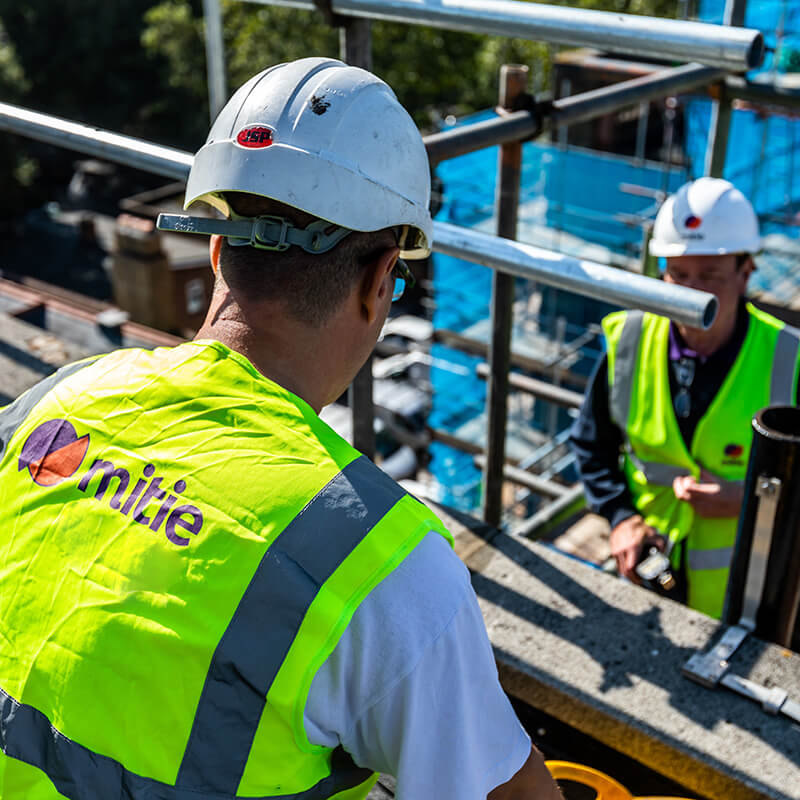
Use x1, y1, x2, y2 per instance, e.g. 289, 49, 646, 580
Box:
236, 126, 274, 148
684, 215, 702, 229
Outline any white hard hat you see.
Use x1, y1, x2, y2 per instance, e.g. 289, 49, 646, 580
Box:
649, 177, 761, 258
179, 57, 433, 259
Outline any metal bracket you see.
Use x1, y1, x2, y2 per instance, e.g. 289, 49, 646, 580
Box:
683, 623, 800, 725
740, 475, 783, 631
682, 624, 750, 688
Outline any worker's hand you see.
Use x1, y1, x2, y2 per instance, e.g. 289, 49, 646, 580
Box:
609, 514, 665, 582
672, 468, 743, 518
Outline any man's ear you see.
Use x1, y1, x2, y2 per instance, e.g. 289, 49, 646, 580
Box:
738, 254, 756, 292
361, 247, 398, 325
209, 235, 224, 275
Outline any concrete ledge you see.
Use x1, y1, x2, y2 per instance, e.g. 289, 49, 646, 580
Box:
468, 529, 799, 800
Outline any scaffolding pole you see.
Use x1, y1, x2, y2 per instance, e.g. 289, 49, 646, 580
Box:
341, 16, 375, 459
483, 65, 526, 528
202, 0, 228, 121
705, 0, 749, 177
241, 0, 762, 71
0, 103, 193, 180
425, 62, 725, 165
433, 222, 717, 329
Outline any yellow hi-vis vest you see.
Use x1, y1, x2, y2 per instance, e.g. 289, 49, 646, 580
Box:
602, 304, 800, 619
0, 340, 452, 800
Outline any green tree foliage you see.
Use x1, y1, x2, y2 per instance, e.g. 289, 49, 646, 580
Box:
140, 0, 677, 130
0, 0, 679, 218
0, 18, 34, 216
0, 0, 203, 216
140, 0, 549, 131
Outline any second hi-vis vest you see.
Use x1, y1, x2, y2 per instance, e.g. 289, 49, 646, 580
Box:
603, 304, 800, 619
0, 340, 452, 800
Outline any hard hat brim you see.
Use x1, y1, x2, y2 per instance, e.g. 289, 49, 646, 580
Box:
186, 141, 433, 259
649, 237, 762, 258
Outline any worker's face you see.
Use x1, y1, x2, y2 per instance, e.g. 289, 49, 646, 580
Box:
664, 253, 752, 347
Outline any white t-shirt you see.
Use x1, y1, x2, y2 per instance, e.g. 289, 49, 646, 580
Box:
305, 532, 531, 800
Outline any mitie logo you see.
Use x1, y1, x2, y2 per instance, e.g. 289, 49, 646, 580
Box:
18, 419, 89, 486
19, 419, 204, 547
722, 442, 745, 467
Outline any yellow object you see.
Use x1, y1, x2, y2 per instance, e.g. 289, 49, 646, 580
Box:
546, 760, 633, 800
545, 760, 695, 800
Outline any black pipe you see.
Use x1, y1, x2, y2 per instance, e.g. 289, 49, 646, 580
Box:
549, 63, 724, 128
424, 110, 538, 165
723, 406, 800, 650
725, 76, 800, 112
483, 64, 525, 529
422, 63, 722, 165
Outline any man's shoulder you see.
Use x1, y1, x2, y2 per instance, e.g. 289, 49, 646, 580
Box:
306, 532, 476, 736
347, 531, 474, 671
746, 302, 799, 337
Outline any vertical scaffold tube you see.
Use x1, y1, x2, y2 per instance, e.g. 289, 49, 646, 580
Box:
483, 64, 526, 528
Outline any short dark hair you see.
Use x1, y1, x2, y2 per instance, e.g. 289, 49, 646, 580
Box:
218, 193, 396, 327
735, 253, 754, 271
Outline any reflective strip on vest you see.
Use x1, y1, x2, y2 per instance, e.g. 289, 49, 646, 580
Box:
626, 453, 686, 486
771, 324, 800, 405
687, 546, 734, 571
177, 454, 404, 795
629, 453, 744, 489
1, 452, 401, 799
0, 359, 97, 461
0, 685, 366, 800
610, 310, 644, 429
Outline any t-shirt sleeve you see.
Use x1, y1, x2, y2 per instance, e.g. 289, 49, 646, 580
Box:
304, 532, 531, 800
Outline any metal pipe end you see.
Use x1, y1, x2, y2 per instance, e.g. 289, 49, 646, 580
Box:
747, 32, 766, 70
753, 406, 800, 443
702, 295, 719, 330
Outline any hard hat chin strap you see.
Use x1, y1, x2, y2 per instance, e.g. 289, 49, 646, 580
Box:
156, 212, 353, 254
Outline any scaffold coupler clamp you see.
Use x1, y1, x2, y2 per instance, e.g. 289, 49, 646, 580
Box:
495, 91, 543, 142
313, 0, 346, 28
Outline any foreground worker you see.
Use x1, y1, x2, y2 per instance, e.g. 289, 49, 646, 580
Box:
570, 177, 800, 619
0, 59, 562, 799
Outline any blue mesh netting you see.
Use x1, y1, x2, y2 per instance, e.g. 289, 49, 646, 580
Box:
698, 0, 800, 76
685, 0, 800, 231
428, 3, 800, 509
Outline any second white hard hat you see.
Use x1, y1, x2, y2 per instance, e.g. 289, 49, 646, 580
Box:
183, 57, 433, 259
649, 177, 761, 258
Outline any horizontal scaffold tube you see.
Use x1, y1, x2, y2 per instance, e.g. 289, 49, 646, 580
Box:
244, 0, 763, 71
0, 102, 718, 329
433, 222, 718, 330
549, 62, 725, 127
0, 103, 193, 181
424, 62, 724, 164
540, 54, 800, 113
